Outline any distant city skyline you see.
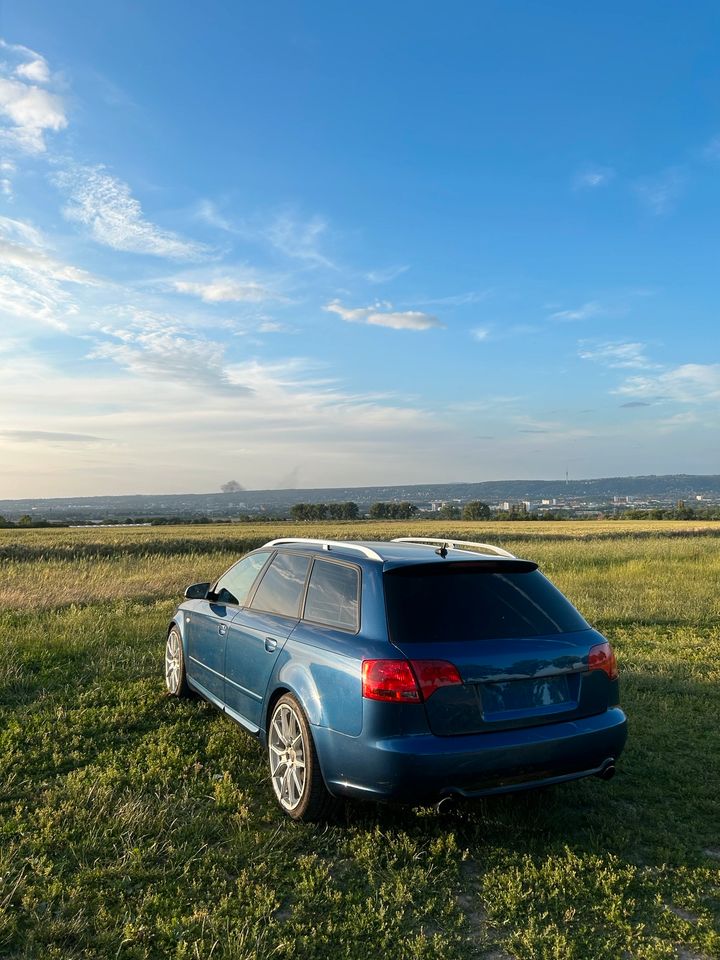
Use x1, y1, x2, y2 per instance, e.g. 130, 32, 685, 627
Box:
0, 2, 719, 498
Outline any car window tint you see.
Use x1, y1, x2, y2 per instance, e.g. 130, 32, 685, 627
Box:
384, 562, 588, 643
214, 551, 271, 606
304, 560, 359, 630
250, 552, 311, 618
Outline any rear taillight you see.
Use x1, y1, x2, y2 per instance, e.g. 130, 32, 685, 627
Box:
362, 659, 462, 702
362, 660, 421, 702
588, 641, 618, 681
410, 660, 463, 699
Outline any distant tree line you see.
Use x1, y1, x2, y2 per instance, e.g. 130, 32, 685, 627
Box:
611, 506, 720, 520
368, 502, 418, 519
290, 502, 360, 521
0, 515, 64, 528
3, 502, 720, 528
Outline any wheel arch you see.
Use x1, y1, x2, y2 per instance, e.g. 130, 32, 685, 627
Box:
167, 614, 189, 657
264, 685, 291, 738
263, 668, 324, 746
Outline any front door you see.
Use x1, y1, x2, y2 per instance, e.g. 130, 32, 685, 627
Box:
185, 550, 273, 705
185, 600, 234, 703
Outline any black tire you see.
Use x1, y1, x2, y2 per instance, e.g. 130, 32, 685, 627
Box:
268, 694, 339, 821
164, 626, 191, 697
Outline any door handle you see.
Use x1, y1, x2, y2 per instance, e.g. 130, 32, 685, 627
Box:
218, 624, 228, 636
264, 637, 277, 653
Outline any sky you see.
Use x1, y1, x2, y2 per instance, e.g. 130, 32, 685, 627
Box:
0, 0, 718, 498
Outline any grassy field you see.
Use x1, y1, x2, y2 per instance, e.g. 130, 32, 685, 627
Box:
1, 521, 719, 959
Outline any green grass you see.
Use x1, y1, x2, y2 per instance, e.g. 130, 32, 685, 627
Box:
1, 523, 719, 958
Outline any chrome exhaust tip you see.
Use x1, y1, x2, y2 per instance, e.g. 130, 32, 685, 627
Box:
436, 795, 457, 814
597, 761, 616, 781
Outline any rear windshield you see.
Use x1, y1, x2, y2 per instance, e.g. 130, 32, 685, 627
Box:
384, 562, 588, 643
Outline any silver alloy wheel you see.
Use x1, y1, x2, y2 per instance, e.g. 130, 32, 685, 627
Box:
269, 702, 307, 812
165, 629, 182, 694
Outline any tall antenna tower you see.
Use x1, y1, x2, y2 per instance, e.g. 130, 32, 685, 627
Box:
565, 466, 569, 485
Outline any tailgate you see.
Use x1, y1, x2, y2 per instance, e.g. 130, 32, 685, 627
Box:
394, 633, 609, 735
383, 560, 610, 736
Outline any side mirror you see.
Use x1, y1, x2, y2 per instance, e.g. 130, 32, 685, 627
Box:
184, 581, 211, 600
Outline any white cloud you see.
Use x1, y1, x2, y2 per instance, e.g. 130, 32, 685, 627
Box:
324, 299, 444, 331
471, 326, 490, 341
266, 211, 333, 267
415, 290, 490, 307
573, 166, 614, 189
702, 136, 720, 162
15, 57, 50, 85
549, 301, 604, 322
172, 276, 281, 303
366, 310, 442, 331
0, 345, 449, 498
258, 319, 294, 333
0, 160, 14, 197
0, 76, 66, 153
195, 199, 235, 232
615, 363, 720, 404
0, 239, 96, 284
578, 341, 657, 369
0, 40, 64, 152
0, 274, 72, 329
655, 411, 700, 432
634, 169, 684, 215
1, 429, 105, 443
365, 265, 409, 284
323, 300, 374, 323
56, 165, 209, 260
0, 215, 98, 330
0, 214, 44, 246
89, 324, 240, 391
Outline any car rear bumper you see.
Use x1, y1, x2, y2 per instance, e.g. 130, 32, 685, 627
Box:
315, 707, 628, 802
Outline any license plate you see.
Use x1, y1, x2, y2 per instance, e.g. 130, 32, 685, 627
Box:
481, 675, 571, 715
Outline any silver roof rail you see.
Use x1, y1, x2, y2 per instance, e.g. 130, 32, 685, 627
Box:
391, 537, 516, 558
263, 538, 383, 561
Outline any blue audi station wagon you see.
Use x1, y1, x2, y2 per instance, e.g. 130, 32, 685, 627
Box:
165, 537, 627, 820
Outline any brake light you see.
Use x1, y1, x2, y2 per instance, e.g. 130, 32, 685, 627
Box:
362, 660, 421, 701
410, 660, 463, 699
588, 641, 618, 681
362, 659, 462, 702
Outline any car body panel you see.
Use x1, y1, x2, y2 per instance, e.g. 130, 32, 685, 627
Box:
392, 629, 616, 735
224, 608, 295, 726
314, 705, 627, 801
270, 627, 365, 735
185, 600, 236, 701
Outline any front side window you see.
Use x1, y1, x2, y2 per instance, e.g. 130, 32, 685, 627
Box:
250, 552, 311, 618
214, 551, 271, 606
303, 560, 360, 630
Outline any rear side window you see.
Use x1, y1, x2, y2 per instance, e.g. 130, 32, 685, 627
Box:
250, 552, 311, 618
303, 560, 360, 630
384, 562, 588, 644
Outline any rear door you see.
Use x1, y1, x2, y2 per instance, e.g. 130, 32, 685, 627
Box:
224, 552, 311, 727
384, 561, 608, 735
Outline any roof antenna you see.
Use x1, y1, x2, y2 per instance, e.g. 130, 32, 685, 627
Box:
435, 543, 448, 558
